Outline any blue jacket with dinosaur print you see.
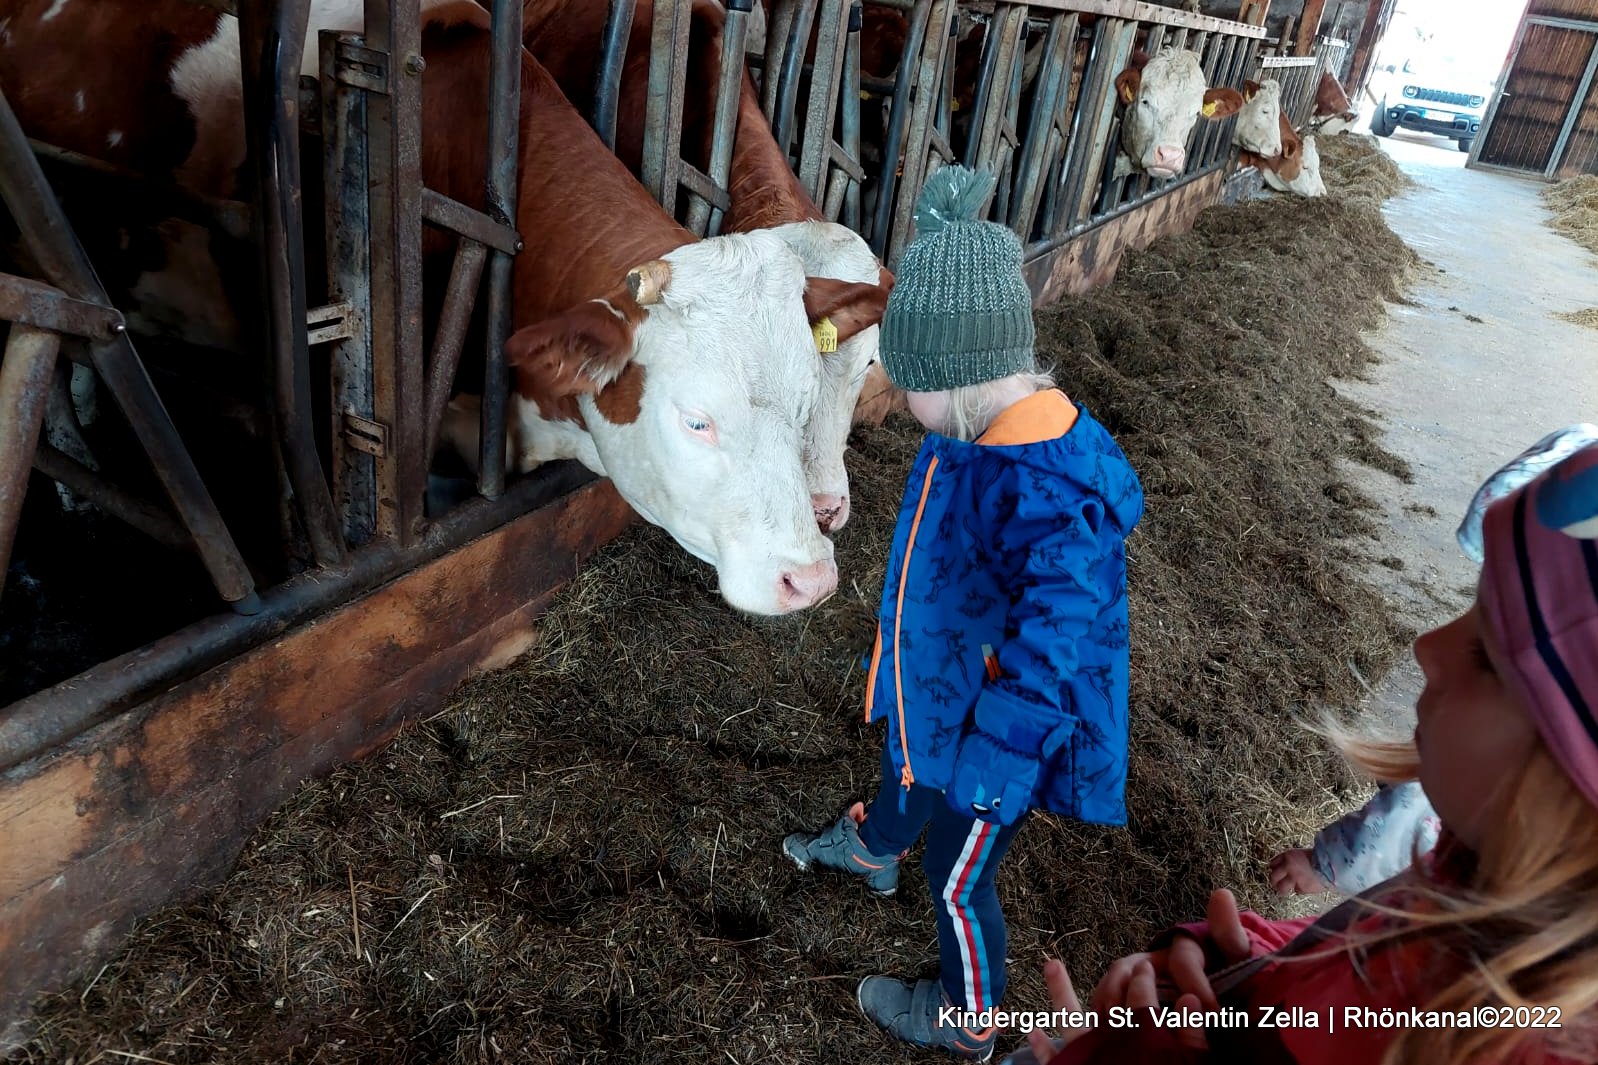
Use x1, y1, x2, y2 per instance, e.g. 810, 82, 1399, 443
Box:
864, 389, 1144, 825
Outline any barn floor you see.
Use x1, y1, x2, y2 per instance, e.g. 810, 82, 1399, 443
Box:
1336, 130, 1598, 729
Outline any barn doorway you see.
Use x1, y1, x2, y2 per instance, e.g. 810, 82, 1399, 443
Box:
1472, 1, 1598, 177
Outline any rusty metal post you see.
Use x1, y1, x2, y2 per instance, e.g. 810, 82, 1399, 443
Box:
425, 238, 489, 456
886, 0, 958, 266
238, 0, 346, 567
796, 0, 848, 202
642, 0, 692, 218
0, 326, 59, 598
32, 443, 191, 552
0, 87, 259, 612
362, 0, 428, 539
478, 0, 524, 500
322, 28, 379, 548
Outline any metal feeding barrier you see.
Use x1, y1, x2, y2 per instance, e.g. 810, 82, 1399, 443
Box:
0, 0, 1271, 768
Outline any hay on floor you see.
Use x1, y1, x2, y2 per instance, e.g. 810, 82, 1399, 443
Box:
8, 138, 1421, 1065
1543, 175, 1598, 260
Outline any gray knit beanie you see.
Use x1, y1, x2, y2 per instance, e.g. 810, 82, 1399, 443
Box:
880, 166, 1036, 392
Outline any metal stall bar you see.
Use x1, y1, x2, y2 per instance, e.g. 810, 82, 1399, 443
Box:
692, 0, 753, 236
0, 326, 59, 598
322, 29, 379, 547
964, 2, 1027, 175
1058, 15, 1137, 230
360, 0, 427, 542
885, 0, 958, 265
478, 0, 525, 499
797, 0, 850, 204
32, 444, 191, 553
238, 0, 345, 567
641, 0, 693, 218
866, 0, 936, 256
424, 239, 489, 456
0, 88, 259, 611
828, 2, 867, 228
594, 0, 639, 152
1010, 10, 1078, 241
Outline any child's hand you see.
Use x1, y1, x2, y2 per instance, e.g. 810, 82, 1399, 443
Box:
1268, 848, 1330, 896
1091, 889, 1252, 1014
1008, 957, 1090, 1064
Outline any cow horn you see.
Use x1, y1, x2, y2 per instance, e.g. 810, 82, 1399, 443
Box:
625, 259, 672, 305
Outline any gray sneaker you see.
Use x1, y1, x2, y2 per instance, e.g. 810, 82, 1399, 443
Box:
856, 975, 996, 1061
781, 802, 903, 897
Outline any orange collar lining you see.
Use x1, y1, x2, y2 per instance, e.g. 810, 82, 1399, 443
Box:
977, 389, 1078, 446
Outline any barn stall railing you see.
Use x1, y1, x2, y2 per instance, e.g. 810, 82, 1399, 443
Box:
0, 0, 561, 764
740, 1, 1266, 275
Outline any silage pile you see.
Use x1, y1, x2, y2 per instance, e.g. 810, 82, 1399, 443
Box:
1543, 174, 1598, 260
7, 138, 1420, 1065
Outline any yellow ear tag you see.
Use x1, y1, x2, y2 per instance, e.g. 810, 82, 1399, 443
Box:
951, 97, 961, 111
1201, 99, 1220, 118
813, 317, 839, 353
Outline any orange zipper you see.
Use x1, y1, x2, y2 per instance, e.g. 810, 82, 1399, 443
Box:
891, 456, 939, 789
864, 625, 883, 722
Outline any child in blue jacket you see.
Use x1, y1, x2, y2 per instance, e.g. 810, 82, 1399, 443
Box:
783, 166, 1145, 1061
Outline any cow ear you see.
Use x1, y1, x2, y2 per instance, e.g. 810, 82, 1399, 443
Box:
1115, 67, 1142, 105
803, 267, 894, 348
1282, 136, 1301, 161
1200, 87, 1244, 120
504, 294, 641, 422
625, 259, 672, 305
1243, 79, 1262, 101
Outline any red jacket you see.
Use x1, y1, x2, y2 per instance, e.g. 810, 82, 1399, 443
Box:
1054, 860, 1594, 1064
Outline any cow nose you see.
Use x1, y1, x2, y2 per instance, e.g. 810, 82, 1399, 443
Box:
812, 492, 851, 533
778, 559, 838, 612
1151, 144, 1186, 175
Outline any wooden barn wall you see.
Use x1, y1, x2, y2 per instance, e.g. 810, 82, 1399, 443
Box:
1478, 23, 1598, 172
1526, 0, 1598, 18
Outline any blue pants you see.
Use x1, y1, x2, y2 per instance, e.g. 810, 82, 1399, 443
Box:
857, 745, 1026, 1011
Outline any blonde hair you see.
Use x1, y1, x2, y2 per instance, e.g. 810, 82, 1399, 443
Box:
1311, 718, 1598, 1064
940, 368, 1057, 442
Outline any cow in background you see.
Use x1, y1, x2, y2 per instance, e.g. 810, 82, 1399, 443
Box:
1232, 78, 1285, 157
1310, 71, 1359, 135
1236, 105, 1325, 198
1113, 48, 1244, 179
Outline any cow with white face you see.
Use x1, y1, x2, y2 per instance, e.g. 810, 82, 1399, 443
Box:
421, 22, 895, 616
1232, 79, 1285, 158
1113, 48, 1245, 179
1263, 133, 1326, 198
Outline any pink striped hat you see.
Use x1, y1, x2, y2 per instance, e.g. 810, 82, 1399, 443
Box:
1478, 443, 1598, 810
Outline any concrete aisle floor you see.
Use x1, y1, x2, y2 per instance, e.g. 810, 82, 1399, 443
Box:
1336, 129, 1598, 728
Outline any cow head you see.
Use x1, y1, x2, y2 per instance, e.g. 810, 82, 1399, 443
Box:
764, 221, 893, 534
1263, 133, 1325, 197
1115, 48, 1244, 178
503, 230, 849, 616
1233, 79, 1284, 158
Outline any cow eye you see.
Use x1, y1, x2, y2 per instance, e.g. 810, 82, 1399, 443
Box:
681, 411, 716, 439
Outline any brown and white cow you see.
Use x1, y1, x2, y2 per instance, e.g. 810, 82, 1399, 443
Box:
1235, 103, 1325, 198
0, 0, 876, 614
517, 0, 898, 532
1232, 78, 1285, 158
1309, 71, 1359, 136
1113, 48, 1244, 179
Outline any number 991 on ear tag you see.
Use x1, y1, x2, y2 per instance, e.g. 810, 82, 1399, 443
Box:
813, 317, 839, 353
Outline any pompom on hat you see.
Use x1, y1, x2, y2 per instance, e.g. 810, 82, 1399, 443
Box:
1477, 441, 1598, 809
878, 166, 1037, 392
